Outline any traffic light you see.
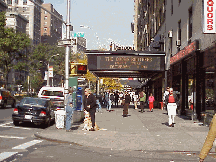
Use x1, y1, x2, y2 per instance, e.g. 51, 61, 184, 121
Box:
77, 65, 87, 74
70, 64, 77, 75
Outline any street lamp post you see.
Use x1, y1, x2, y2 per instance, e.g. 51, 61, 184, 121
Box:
45, 54, 59, 87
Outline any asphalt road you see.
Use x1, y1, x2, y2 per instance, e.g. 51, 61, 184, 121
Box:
0, 107, 214, 162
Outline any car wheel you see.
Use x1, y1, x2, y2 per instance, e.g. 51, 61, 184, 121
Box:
13, 121, 19, 126
42, 117, 50, 129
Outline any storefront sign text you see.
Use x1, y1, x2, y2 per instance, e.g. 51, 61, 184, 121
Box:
170, 41, 198, 65
98, 56, 162, 71
203, 0, 216, 33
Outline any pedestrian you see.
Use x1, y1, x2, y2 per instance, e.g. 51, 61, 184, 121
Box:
65, 87, 74, 132
199, 114, 216, 162
105, 90, 111, 112
123, 91, 131, 117
119, 92, 124, 105
83, 88, 97, 131
139, 91, 146, 113
148, 93, 155, 112
165, 88, 178, 127
110, 92, 114, 106
114, 91, 119, 107
163, 87, 170, 111
96, 95, 102, 113
133, 93, 138, 109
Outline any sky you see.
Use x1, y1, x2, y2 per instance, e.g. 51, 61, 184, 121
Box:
44, 0, 134, 50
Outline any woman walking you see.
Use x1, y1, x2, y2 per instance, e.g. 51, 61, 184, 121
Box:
148, 93, 155, 112
165, 88, 179, 127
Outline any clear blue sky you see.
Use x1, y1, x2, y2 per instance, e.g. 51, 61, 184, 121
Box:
44, 0, 134, 50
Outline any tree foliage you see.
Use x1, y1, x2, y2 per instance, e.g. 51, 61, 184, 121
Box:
0, 12, 31, 88
28, 43, 65, 90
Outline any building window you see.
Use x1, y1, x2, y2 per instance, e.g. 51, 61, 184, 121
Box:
44, 16, 47, 20
171, 0, 173, 15
44, 11, 47, 14
178, 20, 181, 42
7, 0, 12, 5
23, 0, 27, 5
188, 7, 192, 43
44, 22, 47, 25
44, 27, 47, 31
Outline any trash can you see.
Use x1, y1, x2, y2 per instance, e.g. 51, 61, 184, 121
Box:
55, 109, 66, 129
160, 102, 163, 110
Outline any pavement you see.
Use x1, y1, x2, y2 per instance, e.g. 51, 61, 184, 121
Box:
34, 107, 215, 154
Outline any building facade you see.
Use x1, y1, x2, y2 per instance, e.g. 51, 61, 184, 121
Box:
134, 0, 216, 122
0, 0, 8, 12
4, 0, 44, 45
41, 3, 62, 45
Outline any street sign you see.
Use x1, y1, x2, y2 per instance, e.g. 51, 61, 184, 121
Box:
58, 40, 72, 46
58, 39, 76, 46
73, 32, 85, 37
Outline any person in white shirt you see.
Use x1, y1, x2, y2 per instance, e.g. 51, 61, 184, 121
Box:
133, 94, 138, 109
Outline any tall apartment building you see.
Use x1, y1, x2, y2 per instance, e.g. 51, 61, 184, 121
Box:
41, 3, 63, 45
134, 0, 216, 122
3, 0, 44, 45
0, 0, 7, 12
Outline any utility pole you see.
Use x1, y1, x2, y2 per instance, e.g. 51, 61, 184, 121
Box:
64, 0, 71, 100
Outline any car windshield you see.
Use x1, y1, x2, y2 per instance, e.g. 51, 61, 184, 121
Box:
20, 98, 47, 107
42, 90, 64, 97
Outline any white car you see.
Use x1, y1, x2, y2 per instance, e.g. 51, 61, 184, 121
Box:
38, 87, 64, 109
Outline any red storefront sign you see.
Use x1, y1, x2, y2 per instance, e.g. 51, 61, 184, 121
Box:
203, 0, 216, 33
170, 40, 198, 65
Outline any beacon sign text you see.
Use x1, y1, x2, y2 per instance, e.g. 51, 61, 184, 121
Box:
204, 0, 216, 33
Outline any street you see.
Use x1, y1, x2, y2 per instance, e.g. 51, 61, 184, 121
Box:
0, 107, 216, 161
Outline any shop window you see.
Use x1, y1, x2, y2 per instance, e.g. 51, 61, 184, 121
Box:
15, 0, 18, 4
205, 66, 215, 111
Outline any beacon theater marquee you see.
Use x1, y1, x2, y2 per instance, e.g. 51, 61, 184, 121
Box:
87, 54, 165, 71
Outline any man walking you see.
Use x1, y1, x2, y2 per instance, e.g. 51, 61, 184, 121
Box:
139, 91, 146, 113
114, 91, 119, 107
65, 87, 74, 132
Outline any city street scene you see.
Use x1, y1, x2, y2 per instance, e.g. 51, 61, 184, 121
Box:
0, 0, 216, 161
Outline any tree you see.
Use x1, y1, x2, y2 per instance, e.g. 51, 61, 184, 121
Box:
28, 43, 65, 90
0, 12, 31, 88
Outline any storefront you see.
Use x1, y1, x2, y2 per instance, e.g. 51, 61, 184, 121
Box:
168, 40, 200, 118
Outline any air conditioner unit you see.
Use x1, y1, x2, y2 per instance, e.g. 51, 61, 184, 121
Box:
168, 31, 172, 38
176, 40, 181, 46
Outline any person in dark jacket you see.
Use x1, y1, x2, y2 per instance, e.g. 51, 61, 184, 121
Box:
114, 91, 119, 107
83, 88, 97, 131
123, 91, 131, 117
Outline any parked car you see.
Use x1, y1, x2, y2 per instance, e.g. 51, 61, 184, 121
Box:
38, 87, 64, 109
12, 97, 55, 128
0, 88, 16, 108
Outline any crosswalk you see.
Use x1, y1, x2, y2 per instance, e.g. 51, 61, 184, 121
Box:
0, 139, 43, 161
0, 122, 32, 130
0, 121, 43, 161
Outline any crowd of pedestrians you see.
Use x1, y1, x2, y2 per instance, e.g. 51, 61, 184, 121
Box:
64, 86, 216, 161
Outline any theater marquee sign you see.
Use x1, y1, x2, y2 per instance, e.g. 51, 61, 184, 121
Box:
87, 54, 165, 71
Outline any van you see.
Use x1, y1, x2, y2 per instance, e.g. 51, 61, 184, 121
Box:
38, 87, 64, 109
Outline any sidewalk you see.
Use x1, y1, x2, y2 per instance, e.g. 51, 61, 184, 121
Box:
35, 108, 213, 152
